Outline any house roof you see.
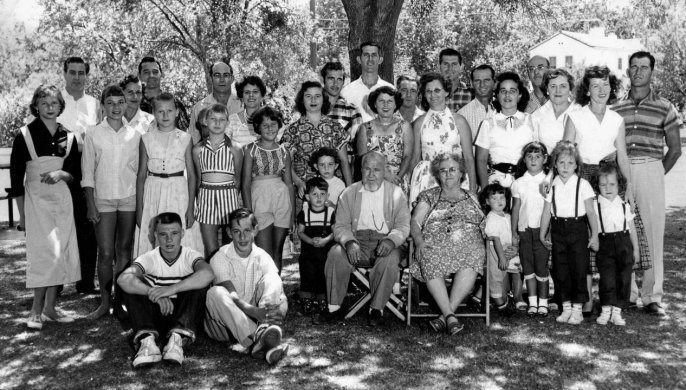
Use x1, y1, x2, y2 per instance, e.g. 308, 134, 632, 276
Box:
530, 30, 644, 52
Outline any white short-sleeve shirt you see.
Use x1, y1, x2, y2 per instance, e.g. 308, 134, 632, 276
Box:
325, 176, 346, 205
531, 101, 581, 153
58, 90, 99, 145
134, 246, 204, 295
511, 171, 547, 231
594, 195, 635, 233
474, 111, 534, 165
567, 106, 621, 164
545, 174, 595, 217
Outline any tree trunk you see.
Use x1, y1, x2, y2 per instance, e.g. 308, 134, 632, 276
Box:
342, 0, 405, 82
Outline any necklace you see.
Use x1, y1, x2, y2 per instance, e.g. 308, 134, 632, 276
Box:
377, 117, 394, 126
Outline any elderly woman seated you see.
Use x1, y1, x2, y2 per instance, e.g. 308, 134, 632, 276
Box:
409, 153, 486, 335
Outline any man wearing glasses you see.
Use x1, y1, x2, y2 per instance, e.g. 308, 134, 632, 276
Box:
187, 59, 242, 143
525, 56, 550, 113
138, 57, 190, 132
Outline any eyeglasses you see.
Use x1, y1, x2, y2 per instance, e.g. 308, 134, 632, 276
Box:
212, 73, 233, 80
439, 167, 459, 175
528, 64, 548, 72
425, 88, 446, 95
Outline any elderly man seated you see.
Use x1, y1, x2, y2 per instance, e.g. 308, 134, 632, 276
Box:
117, 212, 214, 369
314, 151, 410, 327
204, 208, 289, 365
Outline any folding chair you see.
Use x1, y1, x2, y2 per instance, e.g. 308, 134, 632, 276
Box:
405, 239, 491, 327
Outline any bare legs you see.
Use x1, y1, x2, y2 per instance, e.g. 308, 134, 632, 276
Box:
255, 224, 289, 273
88, 211, 136, 319
30, 286, 60, 317
426, 268, 478, 323
200, 223, 222, 260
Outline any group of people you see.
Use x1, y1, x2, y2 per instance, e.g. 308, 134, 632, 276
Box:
9, 42, 681, 368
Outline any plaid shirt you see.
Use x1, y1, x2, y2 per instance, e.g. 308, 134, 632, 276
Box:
446, 81, 474, 112
611, 90, 682, 159
328, 96, 363, 141
525, 93, 548, 114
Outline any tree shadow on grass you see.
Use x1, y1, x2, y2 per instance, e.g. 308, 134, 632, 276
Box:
0, 208, 685, 389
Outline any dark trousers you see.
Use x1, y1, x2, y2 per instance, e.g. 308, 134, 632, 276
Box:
519, 228, 550, 278
299, 242, 330, 299
125, 288, 206, 345
551, 217, 589, 304
597, 232, 633, 308
71, 185, 98, 292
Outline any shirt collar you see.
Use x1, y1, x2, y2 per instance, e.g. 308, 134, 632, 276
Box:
523, 170, 546, 180
358, 182, 385, 193
494, 111, 525, 120
598, 194, 623, 207
553, 173, 578, 186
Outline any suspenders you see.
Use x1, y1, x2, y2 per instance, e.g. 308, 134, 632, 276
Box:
597, 196, 627, 235
552, 176, 581, 218
306, 205, 330, 237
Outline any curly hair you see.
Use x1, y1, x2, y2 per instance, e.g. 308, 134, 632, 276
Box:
294, 81, 331, 116
252, 106, 284, 134
236, 75, 267, 99
309, 146, 340, 172
368, 86, 402, 114
540, 68, 575, 99
29, 84, 65, 118
549, 140, 581, 176
429, 153, 465, 182
492, 71, 530, 113
575, 66, 619, 106
418, 72, 450, 111
119, 74, 140, 91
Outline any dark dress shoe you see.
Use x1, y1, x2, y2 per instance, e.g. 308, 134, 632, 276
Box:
644, 302, 666, 316
313, 308, 345, 325
368, 309, 385, 327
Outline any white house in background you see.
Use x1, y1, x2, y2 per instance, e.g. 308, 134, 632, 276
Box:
529, 27, 645, 76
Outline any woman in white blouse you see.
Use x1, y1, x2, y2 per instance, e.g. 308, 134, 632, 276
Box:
531, 69, 580, 153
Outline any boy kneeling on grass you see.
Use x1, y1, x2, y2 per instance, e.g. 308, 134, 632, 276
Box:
204, 208, 289, 365
117, 212, 214, 369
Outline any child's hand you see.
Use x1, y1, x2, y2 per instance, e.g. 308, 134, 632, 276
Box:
498, 256, 509, 271
504, 244, 519, 260
512, 233, 519, 246
312, 237, 321, 247
539, 179, 551, 197
324, 200, 336, 208
540, 233, 552, 250
588, 235, 599, 252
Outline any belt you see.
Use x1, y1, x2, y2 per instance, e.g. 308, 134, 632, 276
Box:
629, 156, 660, 164
148, 171, 184, 178
492, 163, 517, 174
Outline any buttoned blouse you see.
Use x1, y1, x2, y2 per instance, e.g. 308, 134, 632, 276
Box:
594, 195, 635, 234
567, 106, 621, 165
531, 101, 581, 153
511, 171, 547, 231
81, 120, 141, 199
545, 174, 595, 218
475, 111, 534, 165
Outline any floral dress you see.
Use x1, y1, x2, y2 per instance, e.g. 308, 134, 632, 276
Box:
410, 187, 485, 282
364, 120, 408, 193
409, 107, 463, 205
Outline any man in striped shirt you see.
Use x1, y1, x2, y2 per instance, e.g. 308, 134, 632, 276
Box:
611, 51, 683, 317
322, 62, 363, 163
118, 212, 214, 368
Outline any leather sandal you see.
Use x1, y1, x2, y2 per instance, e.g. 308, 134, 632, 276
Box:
537, 305, 549, 317
446, 314, 464, 335
429, 316, 447, 333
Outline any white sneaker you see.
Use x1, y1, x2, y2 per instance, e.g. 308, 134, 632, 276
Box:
265, 343, 289, 365
596, 306, 612, 325
251, 324, 282, 360
163, 332, 184, 365
133, 335, 162, 368
610, 307, 626, 326
27, 314, 43, 330
567, 309, 584, 325
556, 309, 572, 323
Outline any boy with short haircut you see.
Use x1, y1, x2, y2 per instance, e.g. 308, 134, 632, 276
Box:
310, 147, 346, 206
297, 177, 336, 315
204, 208, 289, 365
117, 212, 214, 369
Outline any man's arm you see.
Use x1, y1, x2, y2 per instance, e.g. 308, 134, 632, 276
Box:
147, 260, 214, 302
214, 279, 283, 324
333, 187, 356, 245
663, 124, 682, 174
385, 185, 411, 247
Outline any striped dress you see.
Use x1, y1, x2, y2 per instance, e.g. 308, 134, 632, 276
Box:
195, 136, 239, 225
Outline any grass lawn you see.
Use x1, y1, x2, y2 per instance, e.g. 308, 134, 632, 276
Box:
1, 208, 685, 390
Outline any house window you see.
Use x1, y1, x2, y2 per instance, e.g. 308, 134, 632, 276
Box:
549, 56, 557, 68
618, 58, 623, 70
565, 56, 573, 68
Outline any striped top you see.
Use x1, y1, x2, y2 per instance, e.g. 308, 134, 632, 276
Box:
611, 90, 682, 159
198, 136, 235, 175
328, 96, 363, 140
134, 246, 204, 292
249, 142, 287, 177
